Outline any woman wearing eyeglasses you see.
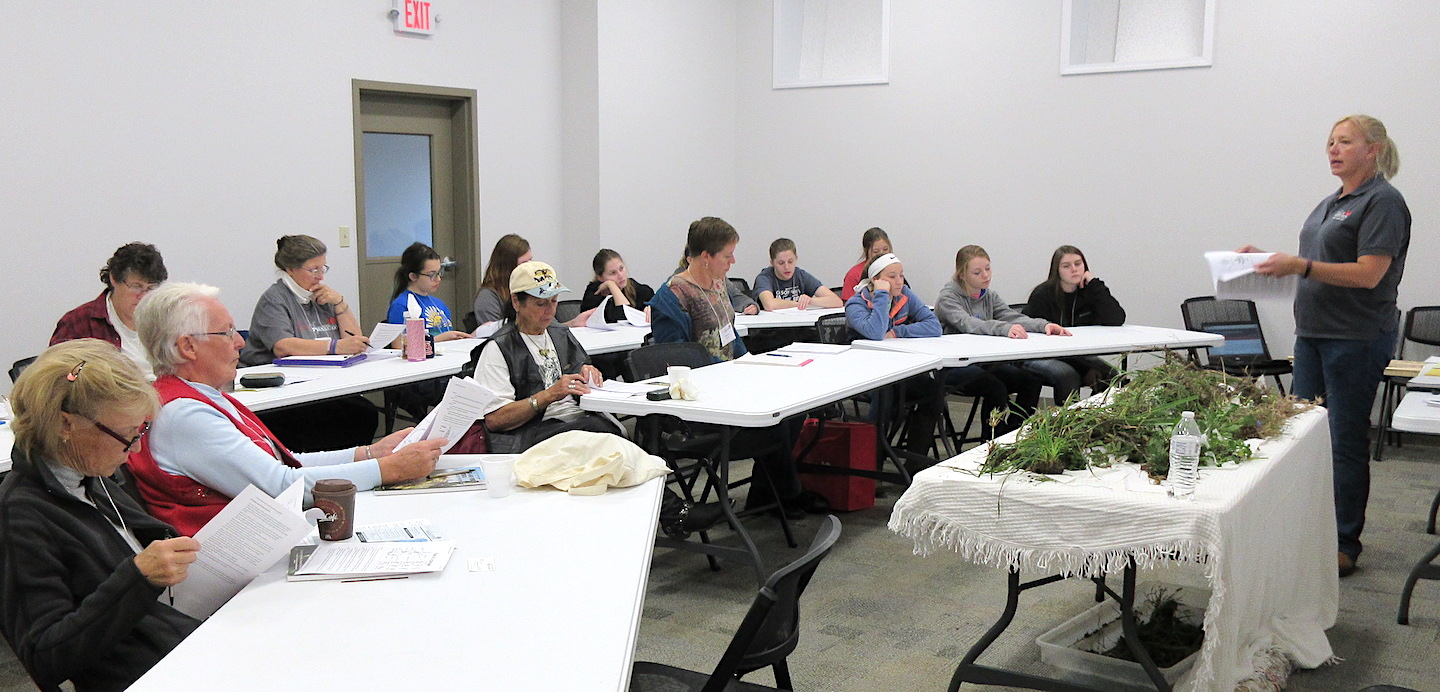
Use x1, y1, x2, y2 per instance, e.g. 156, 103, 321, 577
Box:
50, 242, 169, 377
386, 242, 473, 343
0, 340, 201, 691
239, 234, 369, 366
237, 235, 376, 450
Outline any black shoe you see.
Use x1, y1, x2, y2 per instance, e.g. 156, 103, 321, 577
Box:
785, 490, 831, 515
680, 502, 727, 534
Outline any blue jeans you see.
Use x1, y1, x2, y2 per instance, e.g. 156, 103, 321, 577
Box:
1291, 331, 1394, 559
1020, 358, 1083, 405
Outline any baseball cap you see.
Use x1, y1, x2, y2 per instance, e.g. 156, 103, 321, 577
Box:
510, 261, 570, 299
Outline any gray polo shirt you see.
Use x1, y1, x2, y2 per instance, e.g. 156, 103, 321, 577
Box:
1295, 175, 1410, 340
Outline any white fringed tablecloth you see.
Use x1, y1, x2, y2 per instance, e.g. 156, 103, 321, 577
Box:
890, 407, 1337, 691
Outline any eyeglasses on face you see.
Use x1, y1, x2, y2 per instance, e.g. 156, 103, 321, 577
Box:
81, 415, 150, 452
123, 281, 162, 294
418, 270, 444, 280
189, 327, 240, 340
300, 265, 330, 276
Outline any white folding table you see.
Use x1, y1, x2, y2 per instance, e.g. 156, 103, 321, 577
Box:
850, 324, 1222, 367
131, 460, 664, 691
580, 348, 941, 582
733, 306, 844, 331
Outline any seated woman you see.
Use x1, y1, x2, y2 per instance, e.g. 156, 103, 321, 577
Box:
0, 340, 200, 690
754, 238, 842, 311
128, 282, 445, 536
50, 241, 169, 377
474, 261, 623, 453
237, 234, 375, 450
652, 218, 827, 516
387, 241, 473, 343
843, 253, 944, 455
386, 242, 472, 415
582, 248, 655, 323
933, 245, 1049, 434
840, 227, 892, 301
1023, 245, 1127, 393
473, 233, 532, 329
671, 250, 759, 315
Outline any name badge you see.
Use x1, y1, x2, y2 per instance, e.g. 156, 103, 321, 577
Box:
719, 323, 736, 346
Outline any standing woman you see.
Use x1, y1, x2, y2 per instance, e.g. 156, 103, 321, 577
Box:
583, 248, 655, 323
1242, 114, 1410, 578
240, 234, 368, 365
387, 241, 472, 342
840, 227, 892, 300
1023, 245, 1127, 393
0, 340, 200, 690
473, 234, 532, 328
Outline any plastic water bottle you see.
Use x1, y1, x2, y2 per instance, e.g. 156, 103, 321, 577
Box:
1169, 411, 1202, 500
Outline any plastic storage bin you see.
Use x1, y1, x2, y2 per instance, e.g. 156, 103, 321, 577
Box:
1035, 585, 1209, 691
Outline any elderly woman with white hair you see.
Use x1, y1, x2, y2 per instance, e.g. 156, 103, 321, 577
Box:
125, 282, 444, 536
0, 340, 201, 691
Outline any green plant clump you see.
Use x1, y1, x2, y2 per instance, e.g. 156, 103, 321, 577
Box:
981, 356, 1310, 481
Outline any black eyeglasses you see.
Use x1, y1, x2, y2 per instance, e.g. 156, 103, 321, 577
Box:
419, 270, 444, 280
88, 417, 150, 452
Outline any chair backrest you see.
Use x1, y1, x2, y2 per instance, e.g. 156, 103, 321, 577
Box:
814, 313, 853, 345
624, 342, 713, 382
8, 356, 37, 384
555, 300, 583, 324
727, 277, 752, 298
1402, 306, 1440, 356
1180, 296, 1274, 366
462, 311, 479, 333
703, 515, 842, 690
459, 341, 490, 380
1009, 302, 1029, 315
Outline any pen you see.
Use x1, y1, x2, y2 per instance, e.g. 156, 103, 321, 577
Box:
341, 575, 410, 584
344, 330, 358, 337
763, 352, 793, 357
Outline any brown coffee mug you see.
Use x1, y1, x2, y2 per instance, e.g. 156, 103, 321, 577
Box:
312, 479, 357, 541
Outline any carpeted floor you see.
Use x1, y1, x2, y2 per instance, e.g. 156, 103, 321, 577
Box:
634, 435, 1440, 691
0, 434, 1435, 691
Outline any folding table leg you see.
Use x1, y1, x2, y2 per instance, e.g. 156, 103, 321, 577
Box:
1398, 540, 1440, 625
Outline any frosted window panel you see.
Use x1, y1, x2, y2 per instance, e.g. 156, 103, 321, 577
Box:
774, 0, 889, 89
363, 133, 433, 258
1062, 0, 1213, 75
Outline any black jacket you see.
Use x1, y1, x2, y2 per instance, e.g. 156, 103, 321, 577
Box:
1023, 279, 1127, 328
0, 448, 199, 691
581, 280, 656, 322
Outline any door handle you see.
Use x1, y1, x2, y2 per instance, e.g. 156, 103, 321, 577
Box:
441, 256, 458, 269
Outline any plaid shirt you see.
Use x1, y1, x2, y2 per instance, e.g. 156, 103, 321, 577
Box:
50, 290, 120, 348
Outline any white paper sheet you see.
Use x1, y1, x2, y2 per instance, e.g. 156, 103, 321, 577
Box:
1204, 251, 1297, 300
171, 483, 314, 619
395, 376, 496, 453
354, 518, 444, 542
296, 541, 456, 576
586, 297, 615, 330
366, 322, 407, 352
472, 321, 501, 339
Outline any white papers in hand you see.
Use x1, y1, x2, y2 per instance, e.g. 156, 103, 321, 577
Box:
623, 304, 648, 326
472, 321, 502, 339
584, 379, 667, 399
1204, 251, 1297, 300
171, 483, 314, 619
395, 376, 497, 453
586, 297, 614, 330
367, 323, 407, 352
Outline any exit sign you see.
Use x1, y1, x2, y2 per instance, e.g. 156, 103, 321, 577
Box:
393, 0, 435, 36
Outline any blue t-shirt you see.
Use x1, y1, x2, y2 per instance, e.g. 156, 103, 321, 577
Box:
387, 291, 454, 337
753, 267, 824, 303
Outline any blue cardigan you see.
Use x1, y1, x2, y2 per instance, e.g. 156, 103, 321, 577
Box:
845, 285, 942, 341
651, 279, 748, 362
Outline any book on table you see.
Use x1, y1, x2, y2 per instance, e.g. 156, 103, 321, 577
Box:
374, 467, 486, 494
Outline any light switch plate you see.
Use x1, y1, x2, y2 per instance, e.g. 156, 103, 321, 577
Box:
338, 226, 352, 247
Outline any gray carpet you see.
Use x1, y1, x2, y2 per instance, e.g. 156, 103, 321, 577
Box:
635, 436, 1440, 691
0, 436, 1435, 691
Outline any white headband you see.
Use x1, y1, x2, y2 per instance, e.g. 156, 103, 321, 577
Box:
854, 253, 901, 294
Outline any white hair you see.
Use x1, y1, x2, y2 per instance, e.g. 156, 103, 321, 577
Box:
137, 282, 222, 376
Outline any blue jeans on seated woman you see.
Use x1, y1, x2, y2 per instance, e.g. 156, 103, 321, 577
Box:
1291, 331, 1395, 560
1019, 358, 1082, 407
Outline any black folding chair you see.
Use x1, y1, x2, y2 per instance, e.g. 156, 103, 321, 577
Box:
1376, 306, 1440, 460
727, 277, 753, 300
555, 300, 583, 324
630, 516, 842, 691
8, 356, 37, 384
1180, 296, 1291, 392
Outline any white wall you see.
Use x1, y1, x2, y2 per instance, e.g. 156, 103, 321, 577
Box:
732, 1, 1440, 353
592, 0, 738, 286
1, 0, 567, 389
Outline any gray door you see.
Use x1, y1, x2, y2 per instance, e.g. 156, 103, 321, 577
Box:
353, 83, 479, 332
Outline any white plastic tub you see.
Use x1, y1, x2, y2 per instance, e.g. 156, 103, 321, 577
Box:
1036, 585, 1209, 691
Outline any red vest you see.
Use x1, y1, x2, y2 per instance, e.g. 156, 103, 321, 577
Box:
127, 375, 302, 536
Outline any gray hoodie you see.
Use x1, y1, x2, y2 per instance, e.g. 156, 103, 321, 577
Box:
934, 279, 1050, 336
